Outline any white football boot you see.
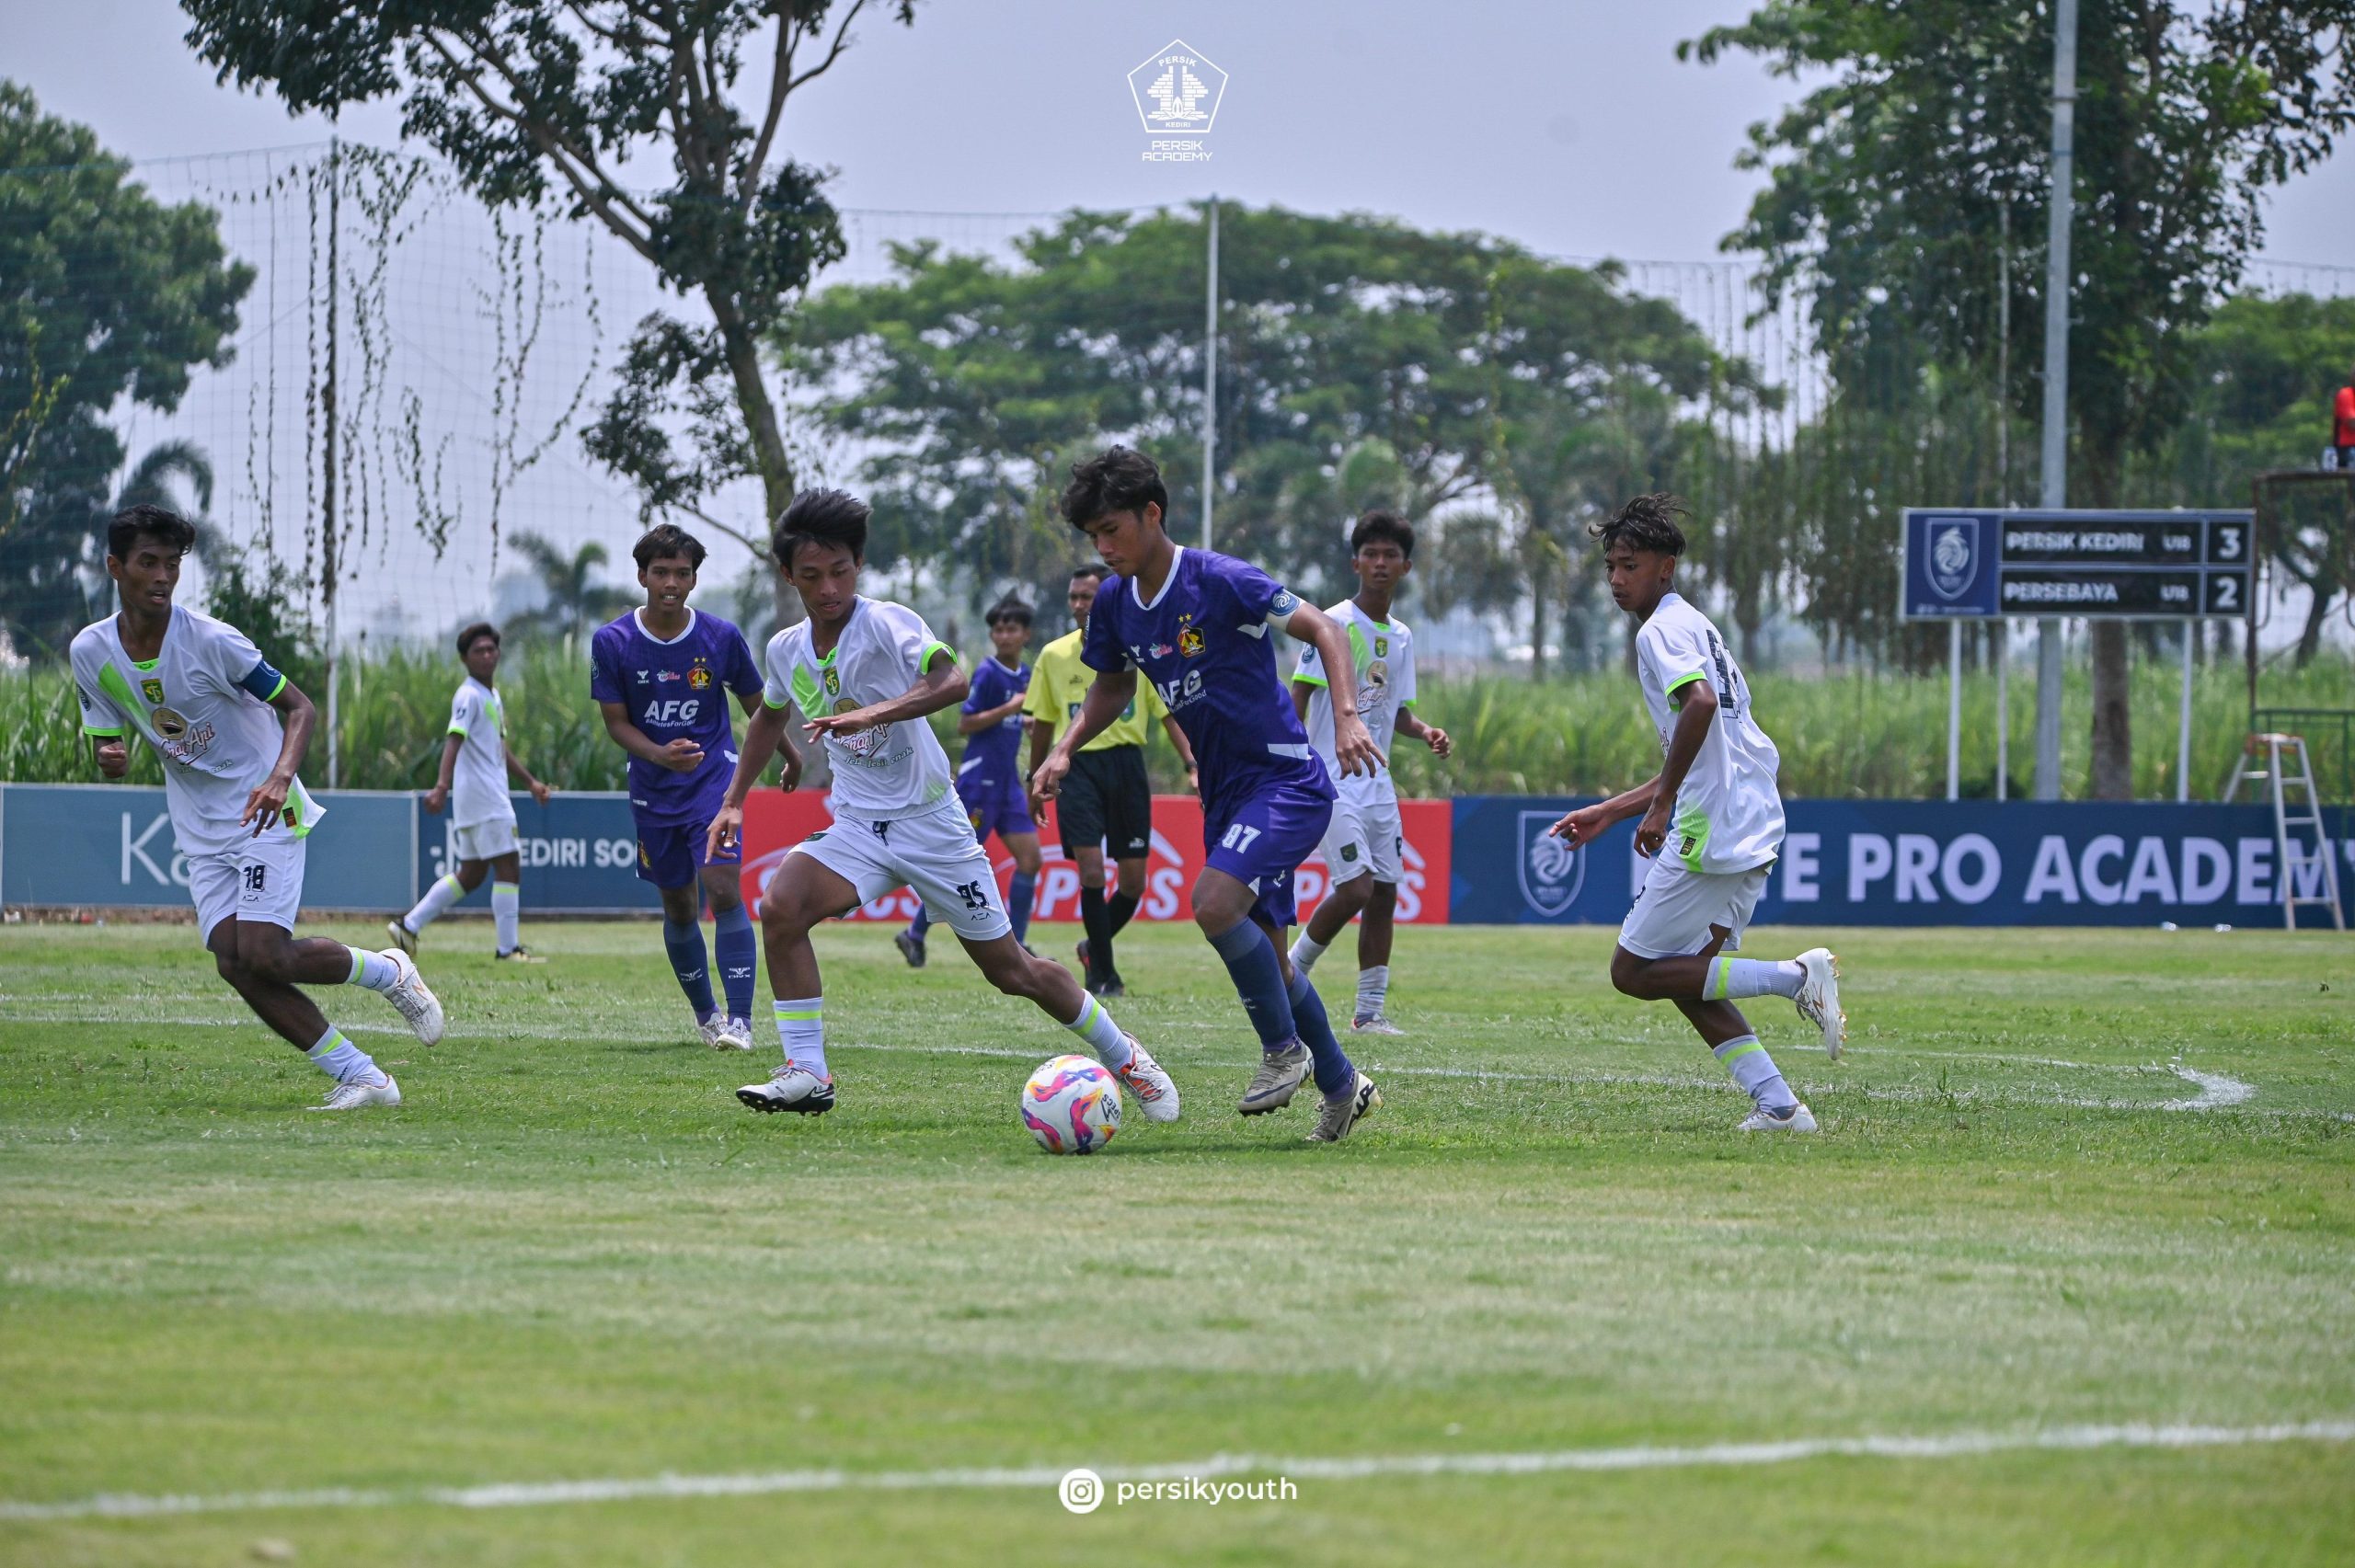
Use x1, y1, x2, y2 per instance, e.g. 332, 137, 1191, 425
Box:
738, 1064, 836, 1116
384, 918, 418, 956
380, 950, 444, 1047
716, 1016, 756, 1052
1792, 948, 1845, 1059
1350, 1014, 1406, 1036
1112, 1039, 1179, 1123
1238, 1041, 1310, 1116
309, 1072, 401, 1111
1737, 1102, 1819, 1133
696, 1016, 728, 1050
1306, 1070, 1382, 1143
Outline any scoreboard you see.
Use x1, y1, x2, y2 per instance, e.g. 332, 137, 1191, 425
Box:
1901, 509, 2254, 621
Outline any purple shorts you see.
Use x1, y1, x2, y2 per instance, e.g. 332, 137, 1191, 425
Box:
957, 768, 1037, 842
1202, 774, 1333, 930
634, 807, 739, 889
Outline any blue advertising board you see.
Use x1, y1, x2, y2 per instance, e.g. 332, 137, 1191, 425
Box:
0, 784, 418, 912
412, 793, 661, 914
1450, 796, 2353, 929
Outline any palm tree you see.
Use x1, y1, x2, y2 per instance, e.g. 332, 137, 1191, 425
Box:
508, 530, 634, 639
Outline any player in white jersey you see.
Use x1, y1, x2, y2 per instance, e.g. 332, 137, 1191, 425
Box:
1549, 495, 1844, 1133
387, 621, 554, 961
705, 488, 1179, 1121
70, 507, 444, 1110
1287, 510, 1451, 1032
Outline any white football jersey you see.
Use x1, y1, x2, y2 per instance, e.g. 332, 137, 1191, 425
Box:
1293, 600, 1416, 801
446, 676, 514, 827
1633, 592, 1784, 874
763, 597, 955, 819
71, 604, 324, 858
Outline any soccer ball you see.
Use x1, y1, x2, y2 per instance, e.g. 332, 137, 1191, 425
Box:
1022, 1054, 1122, 1154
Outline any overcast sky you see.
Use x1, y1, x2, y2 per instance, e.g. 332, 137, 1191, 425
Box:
10, 0, 2352, 268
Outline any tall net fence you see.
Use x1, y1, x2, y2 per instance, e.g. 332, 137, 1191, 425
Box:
8, 140, 2354, 680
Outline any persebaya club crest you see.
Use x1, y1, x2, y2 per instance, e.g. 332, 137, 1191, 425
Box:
823, 667, 841, 698
141, 676, 165, 705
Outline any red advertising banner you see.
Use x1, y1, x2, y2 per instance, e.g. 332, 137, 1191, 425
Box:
739, 792, 1452, 924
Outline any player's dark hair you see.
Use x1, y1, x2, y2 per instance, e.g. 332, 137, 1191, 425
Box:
772, 486, 871, 570
1350, 509, 1415, 559
1589, 492, 1689, 557
985, 595, 1034, 628
1061, 445, 1168, 530
456, 621, 500, 656
106, 503, 197, 561
1069, 561, 1112, 585
632, 522, 706, 571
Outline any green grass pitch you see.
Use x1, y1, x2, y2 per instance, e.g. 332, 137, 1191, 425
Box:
2, 918, 2350, 1566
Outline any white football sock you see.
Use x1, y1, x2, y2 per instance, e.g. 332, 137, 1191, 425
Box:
1706, 957, 1805, 1001
775, 997, 827, 1078
401, 873, 465, 934
492, 881, 520, 952
306, 1025, 381, 1084
346, 947, 399, 991
1713, 1035, 1797, 1110
1064, 991, 1134, 1070
1355, 964, 1390, 1021
1289, 933, 1328, 973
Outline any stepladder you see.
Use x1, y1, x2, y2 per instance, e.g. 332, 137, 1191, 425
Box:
2223, 733, 2346, 931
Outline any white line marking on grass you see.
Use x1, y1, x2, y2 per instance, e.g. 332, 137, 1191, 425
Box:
4, 1419, 2349, 1522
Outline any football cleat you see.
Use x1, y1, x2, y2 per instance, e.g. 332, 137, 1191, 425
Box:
493, 945, 546, 964
309, 1072, 401, 1112
715, 1016, 755, 1052
894, 929, 926, 969
380, 949, 444, 1047
384, 918, 418, 956
1238, 1041, 1310, 1116
1738, 1102, 1820, 1133
1113, 1040, 1180, 1123
1350, 1014, 1405, 1036
1793, 948, 1845, 1060
1306, 1071, 1382, 1143
739, 1064, 836, 1116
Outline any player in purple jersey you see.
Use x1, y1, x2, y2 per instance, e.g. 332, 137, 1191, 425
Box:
590, 523, 789, 1050
897, 595, 1042, 967
1031, 447, 1387, 1142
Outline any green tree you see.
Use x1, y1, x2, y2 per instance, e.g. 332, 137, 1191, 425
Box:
506, 530, 633, 640
1687, 0, 2355, 795
784, 205, 1746, 641
182, 0, 917, 540
0, 82, 252, 657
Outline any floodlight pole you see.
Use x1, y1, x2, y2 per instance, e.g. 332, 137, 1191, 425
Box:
2033, 0, 2079, 800
1947, 621, 1962, 801
322, 137, 341, 791
2177, 622, 2195, 802
1202, 193, 1218, 552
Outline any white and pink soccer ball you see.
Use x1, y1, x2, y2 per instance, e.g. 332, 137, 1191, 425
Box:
1022, 1054, 1122, 1154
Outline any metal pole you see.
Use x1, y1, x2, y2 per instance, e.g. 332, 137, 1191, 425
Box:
1201, 194, 1218, 553
2034, 0, 2078, 800
2177, 620, 2195, 802
1947, 620, 1963, 801
322, 137, 340, 791
1996, 632, 2010, 801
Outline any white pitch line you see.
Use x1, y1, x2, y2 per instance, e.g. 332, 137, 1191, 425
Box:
3, 1419, 2349, 1522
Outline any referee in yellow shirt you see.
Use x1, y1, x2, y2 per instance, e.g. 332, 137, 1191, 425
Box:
1027, 562, 1197, 996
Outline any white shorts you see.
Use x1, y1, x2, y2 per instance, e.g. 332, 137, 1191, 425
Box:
792, 797, 1013, 943
189, 833, 307, 941
1617, 855, 1769, 959
453, 816, 521, 862
1317, 789, 1403, 886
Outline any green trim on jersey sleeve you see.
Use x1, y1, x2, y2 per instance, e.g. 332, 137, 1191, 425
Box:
82, 723, 126, 738
1292, 671, 1330, 689
1664, 670, 1707, 696
761, 690, 791, 711
918, 639, 953, 673
446, 722, 470, 737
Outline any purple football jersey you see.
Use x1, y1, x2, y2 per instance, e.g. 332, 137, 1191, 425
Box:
589, 607, 763, 824
1081, 546, 1333, 819
960, 656, 1029, 778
